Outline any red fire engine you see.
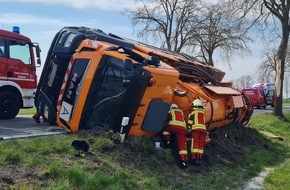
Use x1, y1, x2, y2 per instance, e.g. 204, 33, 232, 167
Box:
0, 26, 41, 119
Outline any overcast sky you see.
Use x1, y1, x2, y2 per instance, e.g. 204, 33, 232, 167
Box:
0, 0, 269, 83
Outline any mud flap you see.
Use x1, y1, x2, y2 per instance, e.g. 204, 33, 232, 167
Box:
142, 99, 170, 133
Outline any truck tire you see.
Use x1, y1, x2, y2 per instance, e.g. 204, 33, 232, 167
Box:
0, 92, 20, 119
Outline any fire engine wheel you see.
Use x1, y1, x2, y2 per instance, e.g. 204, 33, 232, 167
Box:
0, 92, 20, 119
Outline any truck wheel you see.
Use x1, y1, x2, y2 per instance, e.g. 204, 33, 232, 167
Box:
0, 92, 20, 119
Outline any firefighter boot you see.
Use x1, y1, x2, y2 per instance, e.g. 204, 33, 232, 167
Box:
191, 159, 199, 165
180, 161, 188, 169
162, 141, 171, 149
192, 155, 202, 165
197, 158, 202, 165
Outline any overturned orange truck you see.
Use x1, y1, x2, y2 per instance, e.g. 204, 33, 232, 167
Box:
35, 26, 253, 139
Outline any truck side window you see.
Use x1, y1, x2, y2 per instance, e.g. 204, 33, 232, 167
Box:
0, 39, 5, 57
8, 40, 31, 65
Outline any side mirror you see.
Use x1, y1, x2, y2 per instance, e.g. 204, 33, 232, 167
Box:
37, 58, 41, 66
123, 59, 134, 71
33, 43, 41, 67
35, 44, 41, 58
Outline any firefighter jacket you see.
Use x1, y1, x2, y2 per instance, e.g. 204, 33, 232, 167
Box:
167, 108, 186, 129
188, 107, 206, 131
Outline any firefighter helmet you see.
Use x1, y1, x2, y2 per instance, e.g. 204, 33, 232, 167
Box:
192, 99, 202, 107
170, 103, 178, 109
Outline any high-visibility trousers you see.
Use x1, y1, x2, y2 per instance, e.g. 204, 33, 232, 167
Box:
191, 130, 206, 159
163, 125, 188, 161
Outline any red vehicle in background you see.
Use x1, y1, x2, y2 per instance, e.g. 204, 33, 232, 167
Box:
0, 26, 41, 119
252, 83, 275, 107
242, 88, 267, 109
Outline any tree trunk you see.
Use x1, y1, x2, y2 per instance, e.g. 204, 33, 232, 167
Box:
273, 56, 284, 116
273, 22, 289, 117
208, 51, 214, 66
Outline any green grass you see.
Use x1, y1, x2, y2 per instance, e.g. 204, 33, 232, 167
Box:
283, 99, 290, 105
264, 159, 290, 190
0, 113, 290, 189
249, 112, 290, 190
18, 107, 36, 115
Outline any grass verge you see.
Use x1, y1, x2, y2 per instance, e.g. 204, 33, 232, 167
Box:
248, 112, 290, 190
0, 113, 289, 189
18, 107, 36, 115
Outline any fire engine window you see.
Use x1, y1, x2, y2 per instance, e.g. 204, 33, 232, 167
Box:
9, 40, 31, 65
0, 39, 5, 57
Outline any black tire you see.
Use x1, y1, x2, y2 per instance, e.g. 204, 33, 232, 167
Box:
0, 92, 20, 119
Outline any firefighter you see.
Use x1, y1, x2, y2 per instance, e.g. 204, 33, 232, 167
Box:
163, 103, 188, 169
188, 99, 206, 165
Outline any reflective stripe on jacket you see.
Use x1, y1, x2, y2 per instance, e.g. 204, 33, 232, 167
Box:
188, 107, 206, 130
168, 109, 186, 128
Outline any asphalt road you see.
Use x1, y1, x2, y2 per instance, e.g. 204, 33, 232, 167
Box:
0, 115, 67, 140
253, 105, 290, 115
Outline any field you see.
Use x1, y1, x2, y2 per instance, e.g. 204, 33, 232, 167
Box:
0, 110, 289, 189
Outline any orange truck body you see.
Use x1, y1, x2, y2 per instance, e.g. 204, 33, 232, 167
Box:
35, 26, 253, 138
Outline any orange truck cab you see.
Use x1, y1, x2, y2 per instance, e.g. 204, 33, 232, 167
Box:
242, 88, 266, 109
35, 27, 179, 136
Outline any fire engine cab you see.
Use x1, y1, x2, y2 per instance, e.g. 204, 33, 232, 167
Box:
0, 26, 41, 119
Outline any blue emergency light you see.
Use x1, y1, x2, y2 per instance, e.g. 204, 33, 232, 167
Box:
12, 26, 20, 34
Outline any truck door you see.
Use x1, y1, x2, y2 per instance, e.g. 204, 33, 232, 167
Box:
0, 38, 8, 80
7, 39, 37, 89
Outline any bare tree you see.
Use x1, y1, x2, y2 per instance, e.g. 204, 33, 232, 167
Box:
193, 2, 252, 66
125, 0, 252, 67
230, 0, 290, 117
258, 47, 290, 81
231, 75, 253, 90
124, 0, 202, 52
231, 79, 241, 90
258, 49, 277, 81
238, 75, 253, 89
